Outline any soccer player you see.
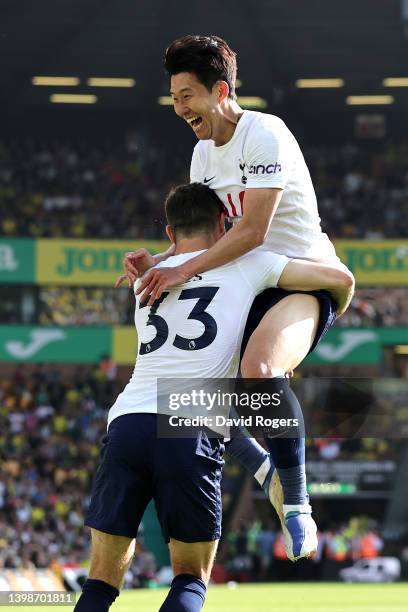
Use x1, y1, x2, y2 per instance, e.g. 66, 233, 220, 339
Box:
124, 35, 355, 561
77, 183, 353, 612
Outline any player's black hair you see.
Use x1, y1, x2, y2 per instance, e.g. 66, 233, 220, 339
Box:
165, 183, 225, 240
164, 35, 237, 100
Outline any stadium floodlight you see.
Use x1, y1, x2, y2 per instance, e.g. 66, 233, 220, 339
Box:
87, 78, 136, 87
159, 95, 266, 109
383, 77, 408, 87
295, 78, 344, 88
346, 95, 394, 105
237, 96, 267, 109
32, 76, 80, 86
50, 94, 97, 104
158, 96, 174, 105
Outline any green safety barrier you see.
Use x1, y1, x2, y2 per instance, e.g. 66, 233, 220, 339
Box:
0, 325, 406, 365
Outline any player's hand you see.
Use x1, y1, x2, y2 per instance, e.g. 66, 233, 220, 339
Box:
136, 266, 189, 305
114, 249, 156, 289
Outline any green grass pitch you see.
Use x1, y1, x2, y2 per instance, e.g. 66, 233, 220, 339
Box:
10, 582, 408, 612
112, 583, 408, 611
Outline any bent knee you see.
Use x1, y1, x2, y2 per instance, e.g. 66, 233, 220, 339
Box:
173, 561, 202, 578
172, 563, 211, 585
241, 353, 282, 378
334, 266, 355, 290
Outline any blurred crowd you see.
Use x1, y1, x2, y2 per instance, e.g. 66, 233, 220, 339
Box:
0, 136, 185, 241
306, 438, 401, 461
337, 287, 408, 328
1, 137, 408, 239
306, 142, 408, 239
0, 367, 404, 573
1, 285, 407, 328
222, 517, 385, 582
0, 365, 116, 572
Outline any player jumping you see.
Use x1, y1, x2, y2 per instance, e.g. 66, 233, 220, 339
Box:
76, 183, 353, 612
121, 35, 355, 563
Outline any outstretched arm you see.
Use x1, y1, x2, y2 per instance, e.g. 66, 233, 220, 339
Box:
279, 259, 355, 317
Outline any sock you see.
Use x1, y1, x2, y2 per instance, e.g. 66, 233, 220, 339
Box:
74, 578, 119, 612
159, 573, 207, 611
241, 377, 307, 505
225, 434, 272, 486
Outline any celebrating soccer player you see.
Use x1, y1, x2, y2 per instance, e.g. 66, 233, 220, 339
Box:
76, 183, 353, 612
121, 35, 355, 563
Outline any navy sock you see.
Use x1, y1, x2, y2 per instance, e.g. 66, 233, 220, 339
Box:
225, 433, 271, 486
244, 377, 307, 505
74, 578, 119, 612
159, 573, 206, 611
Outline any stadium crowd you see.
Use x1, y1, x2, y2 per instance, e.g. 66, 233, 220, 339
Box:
0, 136, 184, 241
0, 367, 404, 576
1, 137, 408, 239
222, 517, 385, 582
1, 286, 407, 328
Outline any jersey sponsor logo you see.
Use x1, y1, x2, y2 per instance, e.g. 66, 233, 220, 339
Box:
249, 162, 282, 175
203, 175, 216, 184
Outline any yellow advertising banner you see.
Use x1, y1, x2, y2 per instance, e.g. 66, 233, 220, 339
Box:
36, 239, 169, 285
34, 239, 408, 286
113, 326, 138, 365
334, 240, 408, 286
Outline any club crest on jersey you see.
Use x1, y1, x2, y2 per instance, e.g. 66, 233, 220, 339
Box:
238, 159, 247, 184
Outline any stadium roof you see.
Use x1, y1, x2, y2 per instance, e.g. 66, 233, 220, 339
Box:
1, 0, 408, 117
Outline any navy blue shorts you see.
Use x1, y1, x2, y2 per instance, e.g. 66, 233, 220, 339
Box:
241, 288, 337, 359
85, 413, 224, 543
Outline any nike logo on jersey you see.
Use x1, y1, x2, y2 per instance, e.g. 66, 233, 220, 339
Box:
203, 176, 216, 184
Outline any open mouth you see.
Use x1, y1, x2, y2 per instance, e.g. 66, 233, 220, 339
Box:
187, 115, 203, 129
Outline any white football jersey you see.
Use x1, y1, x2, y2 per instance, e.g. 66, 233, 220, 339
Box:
190, 110, 339, 262
108, 249, 288, 425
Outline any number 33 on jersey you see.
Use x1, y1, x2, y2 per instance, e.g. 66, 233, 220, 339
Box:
107, 248, 288, 422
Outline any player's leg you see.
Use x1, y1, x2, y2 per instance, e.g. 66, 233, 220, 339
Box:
154, 426, 224, 611
73, 529, 134, 611
75, 414, 155, 611
240, 292, 322, 560
159, 539, 218, 611
88, 528, 135, 587
225, 435, 271, 486
224, 423, 282, 524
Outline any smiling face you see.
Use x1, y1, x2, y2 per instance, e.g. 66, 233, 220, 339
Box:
170, 72, 228, 141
